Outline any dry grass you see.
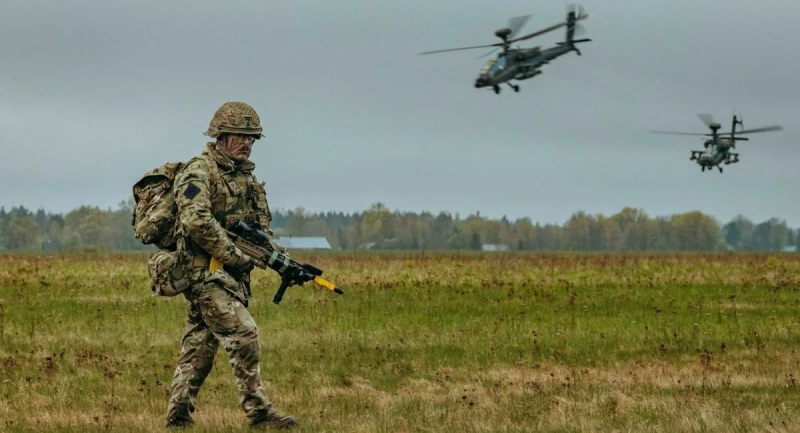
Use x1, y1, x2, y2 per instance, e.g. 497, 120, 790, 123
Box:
0, 251, 799, 432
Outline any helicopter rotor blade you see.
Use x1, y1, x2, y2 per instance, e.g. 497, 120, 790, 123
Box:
649, 130, 712, 136
729, 125, 783, 134
696, 113, 715, 128
422, 7, 586, 56
510, 4, 588, 44
507, 14, 531, 40
477, 46, 501, 59
422, 13, 530, 57
508, 22, 566, 43
419, 42, 504, 55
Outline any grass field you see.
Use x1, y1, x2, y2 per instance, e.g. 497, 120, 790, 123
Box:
1, 251, 799, 432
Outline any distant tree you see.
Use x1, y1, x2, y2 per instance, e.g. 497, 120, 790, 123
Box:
470, 231, 481, 250
5, 215, 39, 249
671, 211, 721, 251
565, 211, 591, 250
768, 218, 790, 251
723, 222, 742, 249
3, 200, 800, 252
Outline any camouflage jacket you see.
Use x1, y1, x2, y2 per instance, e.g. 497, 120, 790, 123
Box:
173, 142, 275, 298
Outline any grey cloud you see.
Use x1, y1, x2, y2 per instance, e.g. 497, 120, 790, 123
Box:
1, 0, 797, 226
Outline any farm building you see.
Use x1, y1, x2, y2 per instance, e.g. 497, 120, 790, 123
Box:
42, 240, 62, 251
481, 244, 510, 252
275, 236, 332, 250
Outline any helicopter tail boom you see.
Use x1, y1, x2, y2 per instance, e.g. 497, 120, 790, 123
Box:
555, 38, 591, 56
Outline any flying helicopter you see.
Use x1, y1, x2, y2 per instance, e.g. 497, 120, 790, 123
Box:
419, 4, 591, 94
649, 113, 783, 173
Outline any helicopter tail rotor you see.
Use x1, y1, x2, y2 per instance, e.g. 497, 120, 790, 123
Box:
730, 111, 743, 148
566, 3, 588, 21
565, 4, 588, 42
715, 111, 783, 147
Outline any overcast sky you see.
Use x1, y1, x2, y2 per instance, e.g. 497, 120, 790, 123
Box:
1, 0, 798, 226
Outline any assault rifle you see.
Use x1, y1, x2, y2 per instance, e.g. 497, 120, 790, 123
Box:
211, 220, 344, 305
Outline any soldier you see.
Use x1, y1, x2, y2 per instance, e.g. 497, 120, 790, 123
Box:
165, 101, 296, 429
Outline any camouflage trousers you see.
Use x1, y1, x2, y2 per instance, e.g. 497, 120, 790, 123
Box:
166, 279, 273, 425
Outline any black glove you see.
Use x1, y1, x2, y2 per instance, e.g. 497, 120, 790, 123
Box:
227, 253, 254, 276
284, 266, 314, 286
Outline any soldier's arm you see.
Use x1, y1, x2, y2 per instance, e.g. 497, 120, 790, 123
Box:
174, 159, 245, 266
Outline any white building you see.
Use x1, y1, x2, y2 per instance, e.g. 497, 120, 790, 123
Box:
481, 244, 510, 251
275, 236, 332, 250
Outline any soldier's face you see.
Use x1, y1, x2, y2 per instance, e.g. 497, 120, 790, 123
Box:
221, 134, 257, 162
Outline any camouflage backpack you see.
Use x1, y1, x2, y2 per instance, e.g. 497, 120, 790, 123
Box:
132, 161, 194, 297
131, 162, 186, 250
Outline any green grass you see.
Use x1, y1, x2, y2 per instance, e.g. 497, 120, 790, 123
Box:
0, 252, 799, 432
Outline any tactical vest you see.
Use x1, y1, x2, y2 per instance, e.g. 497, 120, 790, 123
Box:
182, 152, 273, 261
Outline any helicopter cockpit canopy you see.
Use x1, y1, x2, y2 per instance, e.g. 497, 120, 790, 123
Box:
480, 59, 495, 75
488, 54, 507, 78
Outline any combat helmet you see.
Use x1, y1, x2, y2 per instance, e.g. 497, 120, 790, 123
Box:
204, 101, 264, 139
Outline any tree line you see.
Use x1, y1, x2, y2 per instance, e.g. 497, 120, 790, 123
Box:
0, 200, 795, 252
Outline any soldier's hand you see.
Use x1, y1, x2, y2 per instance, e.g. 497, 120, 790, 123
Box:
228, 251, 255, 276
282, 266, 312, 286
295, 268, 316, 285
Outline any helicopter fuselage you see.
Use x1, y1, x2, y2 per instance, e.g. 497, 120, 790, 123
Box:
474, 43, 580, 88
692, 141, 739, 172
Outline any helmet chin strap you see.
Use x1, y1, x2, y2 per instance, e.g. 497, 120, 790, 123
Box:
215, 137, 233, 159
215, 136, 251, 163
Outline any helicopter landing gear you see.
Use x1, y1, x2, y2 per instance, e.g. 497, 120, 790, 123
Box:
506, 83, 520, 92
493, 85, 500, 94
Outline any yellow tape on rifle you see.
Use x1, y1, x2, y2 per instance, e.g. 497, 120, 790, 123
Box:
313, 276, 336, 292
209, 257, 223, 273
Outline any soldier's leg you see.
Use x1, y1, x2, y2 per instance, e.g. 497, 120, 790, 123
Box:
166, 301, 220, 427
194, 282, 287, 425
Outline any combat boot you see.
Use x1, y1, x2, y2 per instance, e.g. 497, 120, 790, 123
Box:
250, 412, 297, 430
165, 416, 194, 429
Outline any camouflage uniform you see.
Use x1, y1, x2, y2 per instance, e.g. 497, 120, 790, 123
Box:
165, 102, 293, 428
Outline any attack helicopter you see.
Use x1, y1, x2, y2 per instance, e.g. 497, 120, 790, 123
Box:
649, 113, 783, 173
419, 4, 591, 94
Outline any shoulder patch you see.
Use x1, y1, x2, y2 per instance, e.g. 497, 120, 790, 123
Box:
183, 182, 201, 200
